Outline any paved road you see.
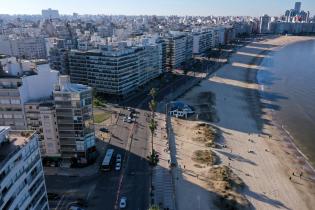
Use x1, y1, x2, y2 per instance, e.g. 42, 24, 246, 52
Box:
46, 108, 150, 210
88, 109, 151, 210
119, 109, 151, 210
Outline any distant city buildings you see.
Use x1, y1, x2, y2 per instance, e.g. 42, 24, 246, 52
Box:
0, 36, 46, 59
0, 127, 49, 210
284, 2, 310, 23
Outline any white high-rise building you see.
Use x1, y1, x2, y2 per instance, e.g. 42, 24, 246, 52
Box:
0, 126, 49, 210
259, 14, 271, 34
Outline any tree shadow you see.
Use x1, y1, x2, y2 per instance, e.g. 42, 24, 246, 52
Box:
216, 150, 257, 166
244, 185, 292, 210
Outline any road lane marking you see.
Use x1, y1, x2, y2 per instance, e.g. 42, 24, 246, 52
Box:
55, 194, 65, 210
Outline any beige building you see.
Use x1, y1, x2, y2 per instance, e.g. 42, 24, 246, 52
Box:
39, 102, 60, 157
24, 101, 61, 158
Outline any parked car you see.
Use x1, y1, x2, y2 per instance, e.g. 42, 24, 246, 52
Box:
119, 197, 127, 208
116, 154, 122, 162
115, 162, 121, 171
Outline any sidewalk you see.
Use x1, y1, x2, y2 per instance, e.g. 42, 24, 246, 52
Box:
151, 113, 175, 210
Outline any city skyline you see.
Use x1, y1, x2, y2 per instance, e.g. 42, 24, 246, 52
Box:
0, 0, 314, 17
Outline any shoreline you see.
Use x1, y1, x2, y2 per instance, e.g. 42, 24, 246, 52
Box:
171, 35, 315, 210
253, 38, 315, 178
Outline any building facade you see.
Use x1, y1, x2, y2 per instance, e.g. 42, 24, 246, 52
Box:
0, 76, 26, 130
165, 32, 193, 70
53, 76, 96, 165
259, 15, 271, 33
0, 36, 47, 59
69, 45, 161, 96
0, 127, 49, 210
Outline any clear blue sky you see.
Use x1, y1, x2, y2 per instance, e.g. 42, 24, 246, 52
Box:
0, 0, 314, 16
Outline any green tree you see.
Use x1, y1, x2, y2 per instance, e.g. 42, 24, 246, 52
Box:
148, 88, 158, 165
148, 205, 160, 210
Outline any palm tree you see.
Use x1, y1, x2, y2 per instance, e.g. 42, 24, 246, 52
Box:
148, 88, 158, 165
149, 88, 157, 100
149, 99, 157, 115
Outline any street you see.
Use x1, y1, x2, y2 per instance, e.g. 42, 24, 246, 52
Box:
46, 108, 151, 210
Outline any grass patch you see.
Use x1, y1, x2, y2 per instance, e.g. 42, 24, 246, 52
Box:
93, 112, 111, 123
192, 150, 218, 165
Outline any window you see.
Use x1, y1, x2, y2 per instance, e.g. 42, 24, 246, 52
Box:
11, 99, 21, 105
3, 114, 12, 119
14, 114, 23, 119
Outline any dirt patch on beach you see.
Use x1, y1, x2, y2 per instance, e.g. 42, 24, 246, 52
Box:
193, 122, 219, 148
192, 150, 219, 165
208, 165, 251, 210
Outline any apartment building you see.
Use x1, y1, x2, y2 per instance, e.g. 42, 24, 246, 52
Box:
24, 101, 60, 158
165, 32, 193, 70
0, 59, 59, 130
69, 44, 161, 96
192, 28, 213, 54
0, 127, 49, 210
39, 102, 60, 158
0, 75, 26, 130
53, 76, 96, 165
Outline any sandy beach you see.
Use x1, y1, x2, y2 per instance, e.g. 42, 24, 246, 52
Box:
170, 36, 315, 210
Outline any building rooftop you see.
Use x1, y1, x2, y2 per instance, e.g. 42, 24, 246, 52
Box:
0, 127, 35, 168
58, 83, 91, 93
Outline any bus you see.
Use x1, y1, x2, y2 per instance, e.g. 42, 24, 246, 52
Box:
101, 149, 114, 171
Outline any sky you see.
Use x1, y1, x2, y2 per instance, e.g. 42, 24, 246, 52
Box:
0, 0, 314, 17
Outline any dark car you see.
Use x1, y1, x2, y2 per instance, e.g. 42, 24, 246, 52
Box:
99, 127, 109, 133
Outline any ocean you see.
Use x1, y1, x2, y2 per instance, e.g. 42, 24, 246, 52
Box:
258, 39, 315, 168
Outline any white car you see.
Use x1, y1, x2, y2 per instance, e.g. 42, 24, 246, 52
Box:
116, 154, 122, 162
115, 162, 121, 171
119, 197, 127, 208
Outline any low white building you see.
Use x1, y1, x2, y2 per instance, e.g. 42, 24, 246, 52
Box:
0, 126, 49, 210
168, 101, 194, 118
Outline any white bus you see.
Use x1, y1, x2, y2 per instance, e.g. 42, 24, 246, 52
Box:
101, 149, 114, 171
